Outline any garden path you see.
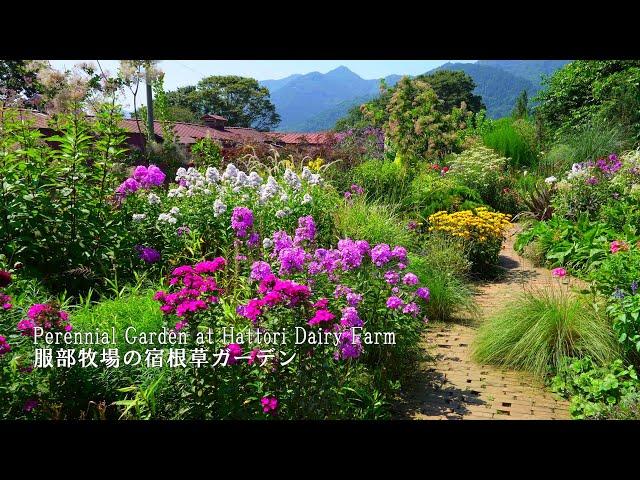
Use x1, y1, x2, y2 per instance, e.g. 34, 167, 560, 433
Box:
394, 225, 578, 420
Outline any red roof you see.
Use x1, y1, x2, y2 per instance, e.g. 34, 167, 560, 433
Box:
268, 132, 335, 145
1, 109, 333, 146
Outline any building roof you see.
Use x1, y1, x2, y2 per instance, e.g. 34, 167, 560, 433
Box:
1, 109, 333, 147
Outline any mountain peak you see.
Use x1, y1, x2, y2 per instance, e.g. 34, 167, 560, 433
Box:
326, 66, 359, 78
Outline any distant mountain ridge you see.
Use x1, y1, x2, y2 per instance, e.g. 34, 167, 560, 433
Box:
260, 61, 571, 132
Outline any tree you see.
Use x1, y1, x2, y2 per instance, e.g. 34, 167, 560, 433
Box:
512, 90, 529, 119
417, 70, 485, 113
162, 76, 280, 131
371, 76, 470, 163
535, 60, 640, 141
0, 60, 42, 105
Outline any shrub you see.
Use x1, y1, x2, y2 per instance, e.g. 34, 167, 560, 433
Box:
482, 117, 538, 168
447, 145, 511, 209
536, 144, 575, 177
428, 207, 512, 276
473, 288, 619, 378
334, 196, 413, 247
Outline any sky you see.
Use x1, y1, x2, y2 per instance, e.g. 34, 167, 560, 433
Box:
49, 60, 477, 110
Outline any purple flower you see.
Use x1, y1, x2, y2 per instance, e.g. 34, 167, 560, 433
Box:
247, 232, 260, 248
226, 343, 243, 365
403, 273, 418, 286
334, 284, 353, 298
613, 288, 625, 299
294, 216, 316, 244
340, 307, 363, 328
391, 246, 408, 263
116, 177, 140, 197
0, 269, 12, 287
335, 329, 363, 360
371, 244, 392, 267
272, 231, 294, 254
384, 270, 399, 285
23, 399, 38, 412
176, 226, 191, 236
278, 247, 307, 275
0, 335, 11, 356
337, 239, 365, 270
416, 287, 430, 301
250, 261, 273, 282
231, 207, 254, 238
402, 302, 420, 317
632, 280, 638, 295
585, 176, 599, 185
346, 292, 362, 307
386, 296, 404, 310
136, 245, 161, 263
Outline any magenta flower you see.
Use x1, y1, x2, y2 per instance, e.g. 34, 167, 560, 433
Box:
194, 257, 226, 274
248, 348, 264, 366
384, 270, 399, 285
23, 399, 38, 412
308, 309, 335, 326
0, 335, 11, 356
402, 302, 420, 317
226, 343, 243, 365
551, 267, 567, 278
261, 395, 279, 414
371, 244, 392, 267
1, 293, 12, 310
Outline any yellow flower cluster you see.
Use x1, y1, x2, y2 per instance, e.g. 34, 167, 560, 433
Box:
428, 207, 512, 243
308, 157, 324, 172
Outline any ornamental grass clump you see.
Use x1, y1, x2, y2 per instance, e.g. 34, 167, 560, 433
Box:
428, 207, 512, 276
473, 288, 619, 378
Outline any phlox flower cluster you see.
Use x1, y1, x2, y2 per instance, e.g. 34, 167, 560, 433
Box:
116, 164, 165, 199
17, 303, 71, 337
154, 257, 226, 330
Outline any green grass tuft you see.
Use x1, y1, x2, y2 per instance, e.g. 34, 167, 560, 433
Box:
473, 288, 618, 378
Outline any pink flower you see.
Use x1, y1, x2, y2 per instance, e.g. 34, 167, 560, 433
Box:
551, 268, 567, 278
610, 240, 628, 254
226, 343, 243, 365
308, 309, 335, 326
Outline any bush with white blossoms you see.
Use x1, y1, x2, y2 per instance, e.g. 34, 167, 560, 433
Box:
117, 162, 340, 270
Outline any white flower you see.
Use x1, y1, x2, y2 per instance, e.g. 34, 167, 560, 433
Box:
158, 213, 177, 224
544, 176, 557, 184
147, 193, 161, 205
258, 176, 281, 203
235, 171, 249, 187
222, 163, 239, 182
205, 167, 221, 184
132, 213, 147, 222
523, 170, 528, 176
170, 207, 180, 216
302, 166, 321, 185
248, 171, 263, 187
168, 186, 185, 198
213, 198, 227, 217
280, 192, 289, 202
302, 193, 312, 204
262, 238, 273, 250
275, 209, 287, 218
284, 168, 302, 191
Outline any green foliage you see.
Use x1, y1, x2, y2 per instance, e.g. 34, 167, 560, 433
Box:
0, 105, 130, 295
552, 357, 639, 419
333, 196, 413, 247
482, 117, 539, 168
406, 171, 484, 219
408, 240, 476, 322
447, 145, 511, 209
535, 60, 640, 143
191, 137, 223, 168
558, 119, 629, 163
536, 144, 575, 177
351, 159, 408, 204
473, 288, 619, 378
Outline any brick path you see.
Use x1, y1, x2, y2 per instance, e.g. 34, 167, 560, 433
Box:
394, 226, 576, 420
